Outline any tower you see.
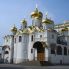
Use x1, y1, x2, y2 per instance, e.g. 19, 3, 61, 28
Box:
21, 19, 27, 30
31, 5, 43, 28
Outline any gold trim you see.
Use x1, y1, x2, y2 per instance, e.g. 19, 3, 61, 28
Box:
42, 18, 54, 24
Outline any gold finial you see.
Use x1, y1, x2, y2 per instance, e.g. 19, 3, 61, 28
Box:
45, 12, 48, 18
49, 17, 51, 20
14, 24, 16, 27
35, 4, 38, 12
64, 21, 67, 27
36, 4, 38, 9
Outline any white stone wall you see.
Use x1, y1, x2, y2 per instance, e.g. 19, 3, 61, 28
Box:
50, 54, 69, 64
32, 18, 42, 28
27, 34, 33, 61
14, 34, 29, 63
47, 31, 57, 45
42, 23, 54, 30
3, 35, 14, 63
45, 47, 48, 61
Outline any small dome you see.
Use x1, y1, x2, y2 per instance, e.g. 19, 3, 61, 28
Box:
11, 25, 17, 33
61, 27, 68, 32
31, 8, 43, 18
42, 18, 54, 24
21, 19, 27, 24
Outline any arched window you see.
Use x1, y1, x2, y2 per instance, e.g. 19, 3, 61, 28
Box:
64, 47, 67, 55
57, 46, 62, 55
52, 34, 54, 39
51, 49, 55, 54
19, 36, 22, 42
14, 38, 16, 43
50, 43, 56, 54
68, 49, 69, 55
31, 35, 33, 41
31, 49, 33, 53
40, 35, 42, 38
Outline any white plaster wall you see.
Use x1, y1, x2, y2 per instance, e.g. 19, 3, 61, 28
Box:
34, 32, 47, 42
27, 34, 38, 61
63, 56, 69, 64
22, 34, 29, 61
49, 54, 69, 64
47, 31, 57, 45
16, 43, 23, 63
42, 23, 54, 30
45, 48, 48, 61
3, 35, 14, 48
14, 34, 29, 63
3, 48, 10, 63
3, 35, 14, 63
32, 18, 42, 28
50, 54, 63, 64
28, 35, 33, 61
66, 37, 69, 46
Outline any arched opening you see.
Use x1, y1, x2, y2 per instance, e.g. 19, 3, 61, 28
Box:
57, 46, 62, 55
4, 51, 9, 54
50, 43, 56, 54
33, 41, 45, 61
64, 47, 67, 55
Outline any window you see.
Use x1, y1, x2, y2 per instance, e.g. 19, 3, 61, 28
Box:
14, 38, 16, 43
64, 47, 67, 55
40, 35, 42, 38
50, 43, 56, 54
19, 36, 22, 42
68, 50, 69, 55
51, 49, 55, 54
25, 25, 26, 28
57, 46, 62, 55
31, 35, 33, 41
6, 39, 8, 42
52, 34, 54, 39
31, 49, 33, 53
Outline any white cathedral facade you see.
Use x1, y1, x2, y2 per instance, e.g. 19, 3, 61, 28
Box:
2, 6, 69, 64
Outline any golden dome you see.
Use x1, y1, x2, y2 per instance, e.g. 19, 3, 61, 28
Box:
31, 8, 43, 18
42, 18, 54, 24
21, 19, 27, 24
61, 27, 68, 32
11, 25, 17, 33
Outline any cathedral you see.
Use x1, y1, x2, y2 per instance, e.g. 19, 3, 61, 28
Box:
2, 6, 69, 65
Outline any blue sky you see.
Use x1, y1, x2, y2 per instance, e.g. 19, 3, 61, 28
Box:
0, 0, 69, 45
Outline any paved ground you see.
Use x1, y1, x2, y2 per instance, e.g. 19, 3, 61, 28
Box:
0, 64, 69, 69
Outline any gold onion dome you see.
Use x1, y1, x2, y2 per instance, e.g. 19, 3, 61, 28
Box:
11, 25, 17, 33
42, 18, 54, 24
31, 6, 43, 18
21, 19, 27, 24
42, 12, 54, 24
61, 27, 68, 32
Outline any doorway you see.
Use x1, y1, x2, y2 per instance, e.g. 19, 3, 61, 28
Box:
33, 41, 45, 61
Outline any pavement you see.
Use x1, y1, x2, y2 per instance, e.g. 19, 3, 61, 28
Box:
0, 64, 69, 69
